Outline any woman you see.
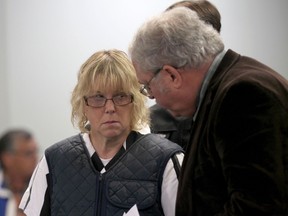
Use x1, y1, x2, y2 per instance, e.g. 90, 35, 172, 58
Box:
19, 49, 183, 216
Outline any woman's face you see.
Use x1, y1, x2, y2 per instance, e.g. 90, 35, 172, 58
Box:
84, 90, 133, 140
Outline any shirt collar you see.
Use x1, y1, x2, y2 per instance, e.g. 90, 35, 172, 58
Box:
193, 50, 226, 121
82, 133, 127, 157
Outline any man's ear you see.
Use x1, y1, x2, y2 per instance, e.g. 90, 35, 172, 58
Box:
1, 152, 14, 169
162, 65, 182, 88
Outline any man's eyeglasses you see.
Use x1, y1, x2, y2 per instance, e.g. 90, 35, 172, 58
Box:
13, 149, 38, 158
84, 93, 133, 108
140, 68, 162, 97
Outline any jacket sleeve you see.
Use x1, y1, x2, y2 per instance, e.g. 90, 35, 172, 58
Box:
215, 81, 288, 215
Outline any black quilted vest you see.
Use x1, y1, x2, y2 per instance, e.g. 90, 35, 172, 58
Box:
45, 132, 183, 216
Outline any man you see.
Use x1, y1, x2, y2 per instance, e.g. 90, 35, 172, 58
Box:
150, 104, 192, 149
0, 129, 38, 216
129, 6, 288, 216
150, 0, 221, 150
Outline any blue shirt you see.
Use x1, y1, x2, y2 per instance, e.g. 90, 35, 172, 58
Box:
0, 170, 17, 216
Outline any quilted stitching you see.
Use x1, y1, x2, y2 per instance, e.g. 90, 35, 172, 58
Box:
46, 134, 182, 216
47, 136, 97, 216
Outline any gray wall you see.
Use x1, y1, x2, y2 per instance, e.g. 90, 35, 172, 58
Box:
218, 1, 288, 76
0, 0, 9, 133
0, 0, 287, 154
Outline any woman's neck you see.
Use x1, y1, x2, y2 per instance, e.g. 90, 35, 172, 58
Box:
89, 132, 129, 159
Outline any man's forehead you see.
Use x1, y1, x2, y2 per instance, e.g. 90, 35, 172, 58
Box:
14, 136, 34, 146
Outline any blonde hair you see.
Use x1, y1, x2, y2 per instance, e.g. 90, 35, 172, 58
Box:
71, 49, 150, 132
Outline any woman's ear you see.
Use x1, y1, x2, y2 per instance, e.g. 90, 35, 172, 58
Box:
162, 65, 182, 88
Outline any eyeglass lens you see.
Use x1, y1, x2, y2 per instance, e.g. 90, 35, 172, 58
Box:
84, 94, 133, 108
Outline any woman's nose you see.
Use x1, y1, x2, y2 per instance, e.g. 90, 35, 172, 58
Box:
104, 99, 116, 113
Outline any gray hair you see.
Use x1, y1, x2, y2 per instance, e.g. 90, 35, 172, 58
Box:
129, 7, 224, 73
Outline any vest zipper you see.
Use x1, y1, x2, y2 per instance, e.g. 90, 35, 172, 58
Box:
96, 173, 103, 215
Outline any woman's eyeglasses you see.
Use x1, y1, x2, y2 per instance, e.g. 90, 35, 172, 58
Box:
84, 93, 133, 108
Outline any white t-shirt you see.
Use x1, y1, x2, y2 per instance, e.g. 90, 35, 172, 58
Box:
19, 133, 184, 216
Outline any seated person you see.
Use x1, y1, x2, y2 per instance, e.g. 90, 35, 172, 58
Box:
0, 129, 38, 216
